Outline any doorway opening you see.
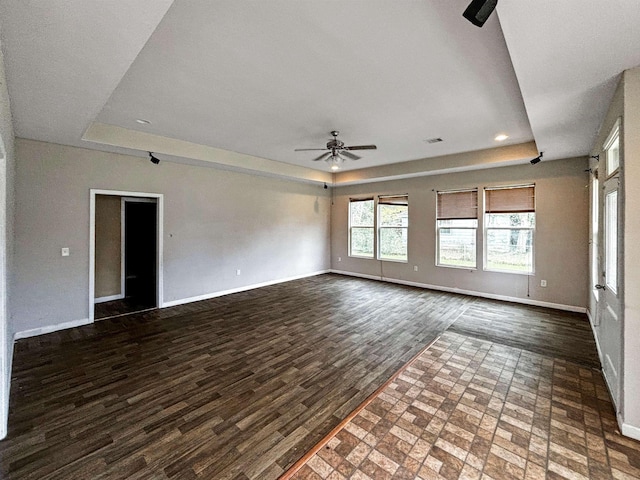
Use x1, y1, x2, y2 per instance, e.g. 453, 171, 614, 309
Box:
90, 190, 163, 322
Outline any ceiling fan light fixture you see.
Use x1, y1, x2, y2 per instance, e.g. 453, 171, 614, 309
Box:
494, 134, 509, 142
295, 131, 376, 166
330, 164, 340, 171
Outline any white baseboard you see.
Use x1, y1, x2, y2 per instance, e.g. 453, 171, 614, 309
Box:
619, 415, 640, 441
162, 270, 330, 308
94, 294, 124, 304
14, 318, 92, 340
330, 270, 587, 313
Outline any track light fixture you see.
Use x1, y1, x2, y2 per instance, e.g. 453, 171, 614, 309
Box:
530, 152, 543, 165
463, 0, 498, 27
149, 152, 160, 165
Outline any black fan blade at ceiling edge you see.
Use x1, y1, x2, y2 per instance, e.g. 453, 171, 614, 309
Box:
341, 150, 361, 160
312, 152, 332, 162
294, 148, 328, 151
345, 145, 377, 150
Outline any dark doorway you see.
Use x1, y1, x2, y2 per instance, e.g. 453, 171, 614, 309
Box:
124, 201, 157, 307
94, 198, 158, 320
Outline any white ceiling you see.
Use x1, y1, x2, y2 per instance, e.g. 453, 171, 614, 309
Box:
498, 0, 640, 162
0, 0, 639, 180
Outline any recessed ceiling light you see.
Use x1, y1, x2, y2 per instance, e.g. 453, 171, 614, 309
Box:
135, 119, 151, 125
494, 134, 509, 142
425, 137, 443, 144
330, 164, 340, 171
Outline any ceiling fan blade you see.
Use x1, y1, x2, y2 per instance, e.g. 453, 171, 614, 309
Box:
345, 145, 377, 151
341, 150, 361, 160
312, 152, 332, 162
295, 148, 328, 152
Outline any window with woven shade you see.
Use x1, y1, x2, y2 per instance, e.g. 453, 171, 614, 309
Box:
484, 185, 535, 273
436, 189, 478, 268
378, 195, 408, 261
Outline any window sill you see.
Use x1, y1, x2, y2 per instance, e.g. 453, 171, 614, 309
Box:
483, 268, 534, 276
378, 258, 408, 264
436, 264, 477, 271
349, 255, 375, 260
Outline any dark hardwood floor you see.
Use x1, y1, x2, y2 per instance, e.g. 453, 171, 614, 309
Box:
448, 298, 600, 367
94, 298, 156, 320
0, 274, 599, 479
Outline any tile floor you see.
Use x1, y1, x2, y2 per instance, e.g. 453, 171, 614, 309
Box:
289, 332, 640, 480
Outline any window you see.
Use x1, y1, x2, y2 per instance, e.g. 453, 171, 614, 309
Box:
484, 185, 535, 274
436, 189, 478, 268
378, 195, 408, 262
604, 119, 620, 177
605, 189, 618, 294
591, 172, 599, 292
349, 198, 374, 258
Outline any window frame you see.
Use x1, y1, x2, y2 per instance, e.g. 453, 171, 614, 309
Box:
483, 185, 536, 275
348, 197, 375, 259
377, 194, 409, 263
604, 188, 618, 294
603, 118, 621, 178
436, 189, 478, 270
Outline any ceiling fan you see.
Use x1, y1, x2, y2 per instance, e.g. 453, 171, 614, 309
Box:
295, 131, 377, 169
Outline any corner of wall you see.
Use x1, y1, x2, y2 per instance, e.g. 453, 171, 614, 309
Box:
0, 26, 17, 440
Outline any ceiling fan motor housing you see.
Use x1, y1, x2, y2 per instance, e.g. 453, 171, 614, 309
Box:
327, 139, 344, 149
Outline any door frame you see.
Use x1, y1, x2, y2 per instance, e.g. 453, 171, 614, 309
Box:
596, 116, 623, 411
89, 189, 164, 323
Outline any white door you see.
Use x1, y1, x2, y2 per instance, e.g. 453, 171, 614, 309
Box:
597, 176, 621, 406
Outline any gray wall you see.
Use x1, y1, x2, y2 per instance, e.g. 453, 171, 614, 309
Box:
0, 30, 15, 439
13, 139, 331, 333
95, 195, 122, 299
622, 67, 640, 434
331, 157, 589, 309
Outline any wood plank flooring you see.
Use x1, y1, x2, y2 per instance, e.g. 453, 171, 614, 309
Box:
448, 300, 600, 367
0, 274, 599, 479
94, 298, 156, 320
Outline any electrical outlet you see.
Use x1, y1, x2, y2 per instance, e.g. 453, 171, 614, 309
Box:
236, 269, 241, 276
61, 247, 69, 257
414, 265, 418, 272
540, 280, 547, 287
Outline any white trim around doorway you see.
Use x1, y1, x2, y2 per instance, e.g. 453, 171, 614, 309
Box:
89, 189, 164, 323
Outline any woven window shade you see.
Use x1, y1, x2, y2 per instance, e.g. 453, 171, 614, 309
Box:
378, 195, 408, 206
485, 186, 535, 213
349, 197, 373, 203
437, 190, 478, 220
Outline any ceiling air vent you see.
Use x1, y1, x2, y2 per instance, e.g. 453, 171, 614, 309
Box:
425, 137, 443, 144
